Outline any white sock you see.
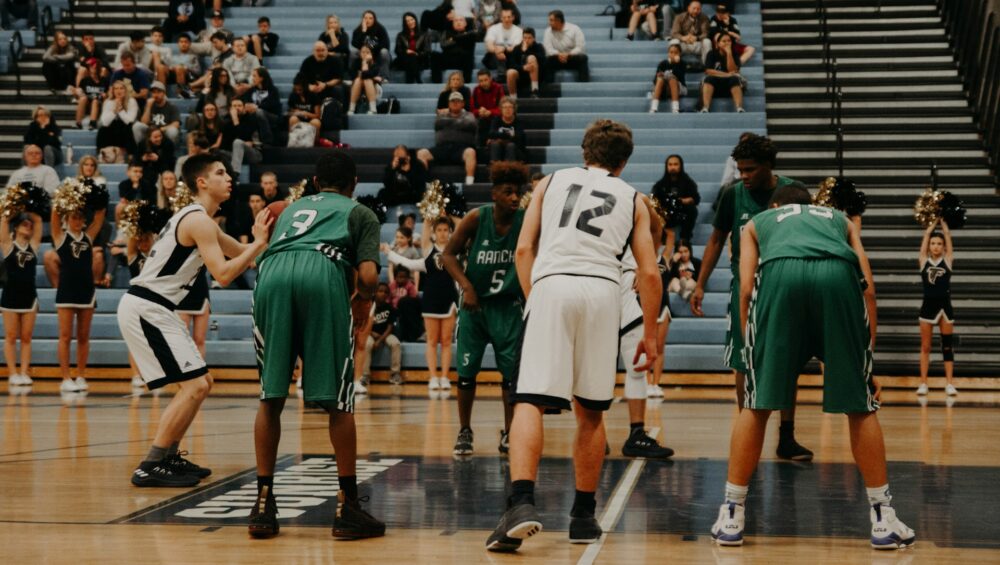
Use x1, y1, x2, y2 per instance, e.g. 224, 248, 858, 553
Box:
724, 482, 748, 505
650, 99, 660, 111
671, 101, 680, 112
531, 81, 539, 90
509, 93, 517, 100
348, 103, 356, 112
866, 484, 891, 507
465, 175, 474, 185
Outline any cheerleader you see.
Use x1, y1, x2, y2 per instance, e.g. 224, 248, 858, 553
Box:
125, 230, 154, 387
383, 216, 458, 391
51, 203, 106, 392
1, 212, 43, 386
917, 219, 956, 396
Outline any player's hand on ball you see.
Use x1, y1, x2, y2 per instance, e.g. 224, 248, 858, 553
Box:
252, 209, 274, 244
690, 286, 705, 317
633, 335, 658, 372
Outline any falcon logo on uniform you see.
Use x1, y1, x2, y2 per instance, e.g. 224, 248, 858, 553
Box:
926, 266, 946, 285
70, 240, 90, 259
434, 254, 444, 270
16, 250, 34, 268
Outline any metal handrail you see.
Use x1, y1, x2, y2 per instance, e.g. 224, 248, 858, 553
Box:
9, 31, 24, 98
40, 5, 54, 45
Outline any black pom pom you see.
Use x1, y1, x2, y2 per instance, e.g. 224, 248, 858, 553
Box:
137, 204, 171, 234
937, 191, 967, 229
830, 178, 867, 217
25, 184, 51, 218
356, 194, 388, 224
442, 183, 468, 218
81, 179, 110, 212
656, 193, 687, 228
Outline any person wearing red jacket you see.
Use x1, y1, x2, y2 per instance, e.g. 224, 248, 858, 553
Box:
471, 69, 505, 147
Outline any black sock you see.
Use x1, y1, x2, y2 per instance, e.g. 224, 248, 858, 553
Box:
779, 420, 794, 442
571, 490, 596, 517
509, 479, 535, 507
257, 475, 273, 492
339, 475, 358, 502
630, 422, 644, 435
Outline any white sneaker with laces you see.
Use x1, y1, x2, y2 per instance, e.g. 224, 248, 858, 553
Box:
711, 502, 745, 546
870, 504, 916, 549
915, 383, 928, 396
60, 378, 82, 393
354, 379, 368, 395
945, 383, 958, 396
653, 385, 664, 398
131, 375, 145, 388
439, 377, 451, 390
645, 383, 657, 398
19, 374, 33, 385
428, 376, 441, 390
8, 374, 25, 386
74, 376, 89, 390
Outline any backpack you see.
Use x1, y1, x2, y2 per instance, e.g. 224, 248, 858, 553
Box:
320, 97, 347, 131
377, 96, 401, 115
287, 122, 316, 148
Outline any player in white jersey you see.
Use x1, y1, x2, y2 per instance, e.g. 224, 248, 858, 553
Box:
486, 120, 663, 553
117, 154, 272, 488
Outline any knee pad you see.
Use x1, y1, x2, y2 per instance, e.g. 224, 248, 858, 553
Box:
941, 334, 954, 362
457, 377, 476, 391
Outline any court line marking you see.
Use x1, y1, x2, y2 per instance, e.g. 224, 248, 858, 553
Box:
576, 426, 659, 565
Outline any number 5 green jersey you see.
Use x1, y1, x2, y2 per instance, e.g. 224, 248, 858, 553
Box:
464, 205, 524, 300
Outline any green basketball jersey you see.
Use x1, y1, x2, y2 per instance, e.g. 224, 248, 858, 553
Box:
260, 192, 359, 270
729, 175, 801, 275
754, 204, 860, 268
465, 205, 524, 300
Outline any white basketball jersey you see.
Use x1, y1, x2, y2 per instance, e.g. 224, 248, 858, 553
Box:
532, 167, 638, 285
130, 204, 207, 305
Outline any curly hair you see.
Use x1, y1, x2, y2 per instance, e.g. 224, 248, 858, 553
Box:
731, 134, 778, 168
490, 161, 530, 189
581, 119, 634, 171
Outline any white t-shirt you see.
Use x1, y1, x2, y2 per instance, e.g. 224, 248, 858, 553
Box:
5, 165, 61, 195
485, 23, 523, 50
453, 0, 476, 19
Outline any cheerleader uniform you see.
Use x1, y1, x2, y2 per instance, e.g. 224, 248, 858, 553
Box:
919, 257, 953, 323
54, 231, 96, 308
176, 267, 210, 315
387, 245, 458, 318
1, 241, 39, 312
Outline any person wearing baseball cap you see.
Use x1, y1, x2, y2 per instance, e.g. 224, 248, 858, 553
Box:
162, 1, 207, 42
417, 90, 479, 185
134, 80, 181, 145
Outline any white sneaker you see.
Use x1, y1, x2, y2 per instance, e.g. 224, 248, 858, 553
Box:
439, 377, 451, 390
130, 375, 144, 388
870, 504, 915, 550
653, 385, 664, 398
915, 383, 928, 396
711, 502, 745, 546
74, 377, 89, 391
645, 383, 657, 398
945, 383, 958, 396
19, 374, 33, 386
60, 378, 82, 393
9, 374, 27, 386
354, 379, 368, 395
428, 376, 441, 390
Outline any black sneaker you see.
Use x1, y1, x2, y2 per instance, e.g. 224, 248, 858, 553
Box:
131, 460, 201, 487
248, 485, 279, 538
169, 451, 212, 478
486, 503, 542, 552
453, 427, 474, 456
776, 438, 814, 461
530, 89, 540, 99
498, 430, 509, 454
622, 429, 675, 459
569, 512, 602, 544
332, 492, 386, 539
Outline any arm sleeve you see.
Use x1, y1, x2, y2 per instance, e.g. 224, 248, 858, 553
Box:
542, 29, 556, 56
99, 100, 116, 126
349, 205, 382, 267
386, 250, 427, 272
570, 26, 585, 55
712, 184, 735, 233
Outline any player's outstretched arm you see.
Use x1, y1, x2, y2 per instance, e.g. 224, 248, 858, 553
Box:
442, 208, 481, 311
738, 222, 758, 339
848, 221, 878, 348
183, 209, 270, 286
630, 196, 662, 373
514, 175, 549, 299
691, 227, 726, 316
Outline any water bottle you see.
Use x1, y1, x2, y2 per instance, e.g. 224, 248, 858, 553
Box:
209, 320, 220, 341
64, 143, 73, 165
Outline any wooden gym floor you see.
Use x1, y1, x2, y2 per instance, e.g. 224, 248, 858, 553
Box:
2, 377, 999, 564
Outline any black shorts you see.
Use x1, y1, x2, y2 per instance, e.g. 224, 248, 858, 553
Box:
919, 296, 954, 324
703, 75, 742, 91
430, 143, 471, 165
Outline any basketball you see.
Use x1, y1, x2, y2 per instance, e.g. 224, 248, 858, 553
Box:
264, 200, 288, 237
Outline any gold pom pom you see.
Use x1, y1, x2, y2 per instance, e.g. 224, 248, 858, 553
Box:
812, 176, 837, 208
117, 200, 145, 239
0, 183, 29, 218
170, 180, 196, 212
52, 177, 88, 216
913, 187, 941, 228
285, 178, 308, 203
418, 179, 446, 220
519, 189, 532, 210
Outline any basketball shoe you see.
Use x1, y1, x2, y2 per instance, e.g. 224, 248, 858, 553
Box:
711, 502, 745, 546
453, 427, 474, 456
332, 492, 386, 539
131, 460, 200, 487
248, 485, 279, 538
169, 451, 212, 478
870, 504, 916, 549
486, 502, 542, 552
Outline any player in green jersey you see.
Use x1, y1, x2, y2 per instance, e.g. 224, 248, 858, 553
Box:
442, 161, 529, 456
711, 184, 915, 550
690, 134, 813, 461
248, 152, 386, 541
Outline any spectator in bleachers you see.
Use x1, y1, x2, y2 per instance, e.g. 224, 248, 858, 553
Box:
452, 0, 476, 26
486, 96, 525, 163
5, 145, 59, 194
436, 71, 472, 114
422, 1, 455, 35
482, 8, 521, 72
23, 106, 61, 167
433, 16, 477, 83
286, 74, 322, 142
114, 31, 153, 71
700, 32, 745, 113
255, 171, 284, 204
318, 14, 351, 62
652, 154, 700, 240
196, 67, 236, 115
0, 0, 37, 30
478, 0, 521, 30
347, 44, 384, 115
471, 69, 504, 146
709, 2, 755, 65
77, 155, 107, 192
245, 16, 279, 62
97, 80, 139, 163
241, 67, 281, 133
649, 41, 687, 113
73, 31, 110, 88
162, 0, 206, 42
192, 9, 234, 54
719, 131, 753, 190
187, 32, 232, 94
298, 41, 347, 106
671, 0, 712, 66
109, 53, 151, 109
393, 12, 431, 84
148, 26, 173, 85
156, 168, 179, 209
388, 225, 421, 286
505, 27, 544, 98
74, 62, 109, 130
626, 0, 661, 41
173, 134, 208, 183
667, 240, 700, 300
184, 103, 223, 151
170, 34, 201, 99
388, 264, 418, 334
0, 209, 43, 387
138, 127, 176, 179
41, 31, 77, 95
361, 282, 404, 385
656, 0, 687, 39
543, 10, 590, 83
134, 81, 180, 145
222, 37, 260, 97
223, 98, 266, 176
379, 145, 427, 206
115, 161, 157, 219
417, 91, 478, 185
351, 10, 392, 79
